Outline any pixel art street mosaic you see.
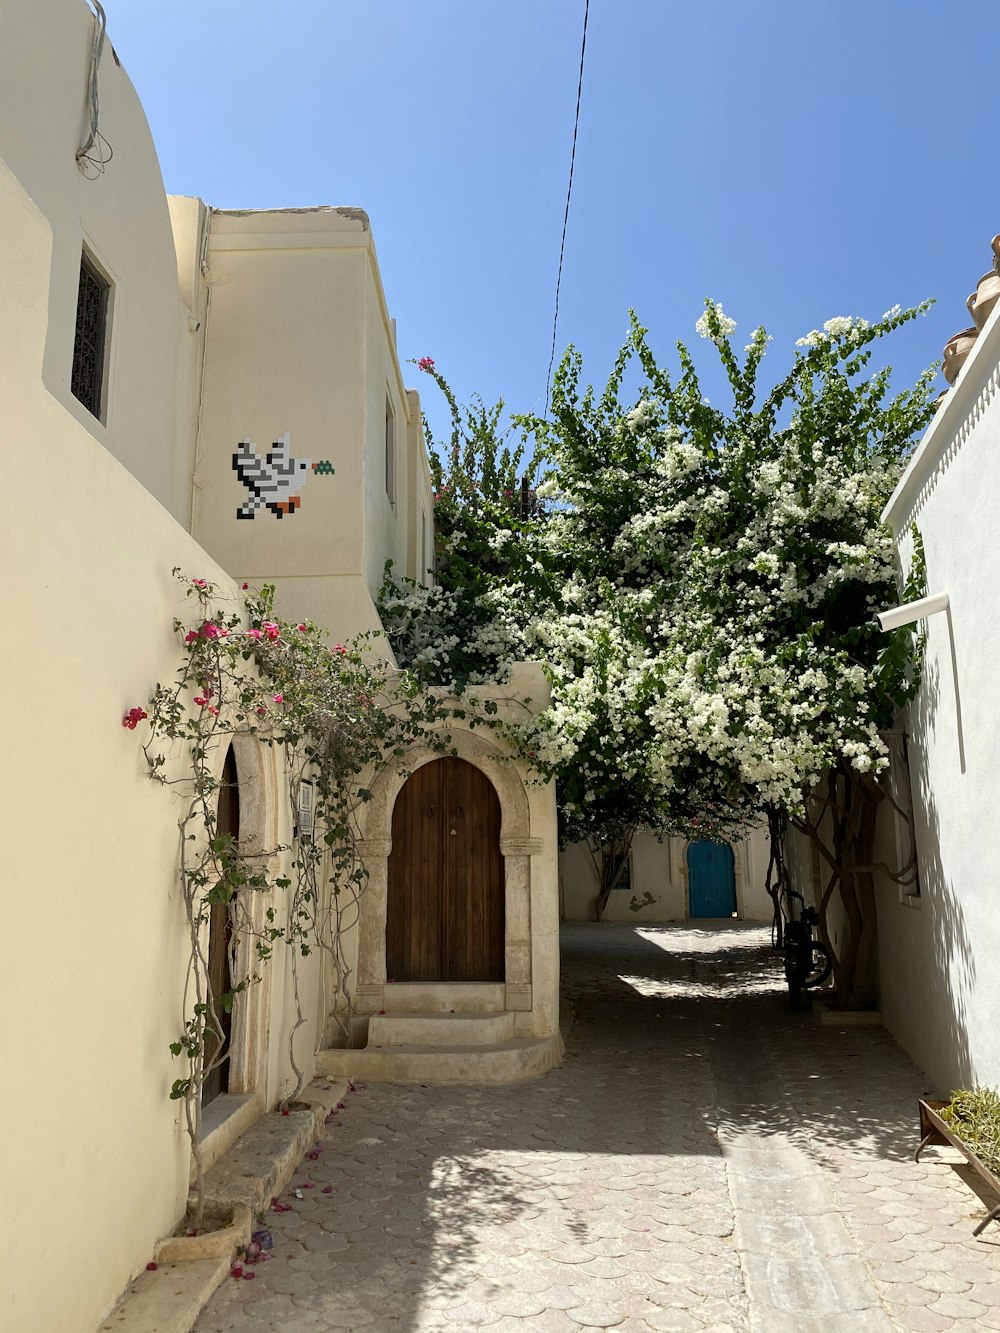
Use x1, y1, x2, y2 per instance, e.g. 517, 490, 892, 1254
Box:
233, 435, 334, 519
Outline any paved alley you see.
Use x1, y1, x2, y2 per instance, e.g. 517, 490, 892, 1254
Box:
194, 924, 1000, 1333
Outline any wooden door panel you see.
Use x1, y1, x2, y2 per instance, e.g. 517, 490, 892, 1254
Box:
387, 760, 445, 981
446, 759, 504, 981
386, 758, 505, 984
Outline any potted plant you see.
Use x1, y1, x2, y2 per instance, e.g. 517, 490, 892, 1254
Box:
916, 1088, 1000, 1236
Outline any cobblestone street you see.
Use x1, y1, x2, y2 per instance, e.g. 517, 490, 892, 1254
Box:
195, 924, 1000, 1333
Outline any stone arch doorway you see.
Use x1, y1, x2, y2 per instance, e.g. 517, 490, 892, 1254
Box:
203, 733, 278, 1111
386, 757, 505, 983
687, 839, 737, 918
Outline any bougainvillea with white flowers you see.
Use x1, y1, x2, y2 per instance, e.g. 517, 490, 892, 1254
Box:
381, 304, 934, 1000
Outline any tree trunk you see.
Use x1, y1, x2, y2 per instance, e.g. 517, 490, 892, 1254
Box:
591, 828, 637, 922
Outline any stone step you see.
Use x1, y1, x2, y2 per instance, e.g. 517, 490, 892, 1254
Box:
316, 1033, 563, 1085
380, 982, 506, 1013
367, 1009, 515, 1047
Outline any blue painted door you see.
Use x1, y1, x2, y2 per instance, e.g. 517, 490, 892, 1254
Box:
687, 840, 737, 918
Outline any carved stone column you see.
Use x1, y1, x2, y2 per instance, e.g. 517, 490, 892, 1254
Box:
355, 837, 391, 1012
501, 837, 542, 1011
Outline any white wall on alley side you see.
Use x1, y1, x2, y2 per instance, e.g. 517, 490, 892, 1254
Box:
877, 301, 1000, 1096
560, 829, 773, 924
184, 204, 431, 646
0, 148, 324, 1333
0, 0, 196, 524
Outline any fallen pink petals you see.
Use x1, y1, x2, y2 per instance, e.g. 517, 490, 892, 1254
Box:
145, 1262, 158, 1271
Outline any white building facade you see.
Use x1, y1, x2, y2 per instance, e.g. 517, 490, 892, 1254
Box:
877, 291, 1000, 1096
0, 4, 559, 1330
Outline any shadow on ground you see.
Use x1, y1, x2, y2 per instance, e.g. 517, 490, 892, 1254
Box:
197, 922, 988, 1333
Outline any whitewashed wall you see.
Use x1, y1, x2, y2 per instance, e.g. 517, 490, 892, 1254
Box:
877, 300, 1000, 1095
0, 0, 195, 524
183, 204, 430, 645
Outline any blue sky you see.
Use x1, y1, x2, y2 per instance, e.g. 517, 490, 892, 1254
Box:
107, 0, 999, 448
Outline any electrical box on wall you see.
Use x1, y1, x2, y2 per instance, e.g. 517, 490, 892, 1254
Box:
296, 780, 315, 842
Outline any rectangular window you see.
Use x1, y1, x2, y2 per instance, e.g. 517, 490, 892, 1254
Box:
385, 394, 396, 504
71, 250, 110, 420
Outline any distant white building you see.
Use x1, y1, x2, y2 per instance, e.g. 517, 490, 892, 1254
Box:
560, 830, 774, 924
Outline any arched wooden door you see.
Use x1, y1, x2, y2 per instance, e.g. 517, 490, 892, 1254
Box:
687, 839, 737, 918
386, 757, 504, 982
204, 745, 239, 1106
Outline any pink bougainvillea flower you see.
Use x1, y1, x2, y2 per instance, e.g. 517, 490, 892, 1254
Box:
192, 578, 208, 589
297, 623, 308, 632
208, 706, 220, 716
301, 1181, 315, 1189
146, 1262, 158, 1271
272, 693, 284, 704
241, 582, 249, 590
122, 707, 148, 730
256, 706, 267, 718
332, 643, 346, 656
262, 621, 280, 641
336, 1101, 346, 1110
242, 1271, 255, 1280
246, 628, 262, 641
417, 355, 435, 372
202, 623, 228, 640
322, 1185, 333, 1194
230, 1263, 243, 1278
193, 696, 207, 707
184, 629, 201, 644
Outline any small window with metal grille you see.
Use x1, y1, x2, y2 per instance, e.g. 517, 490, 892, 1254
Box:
71, 250, 110, 420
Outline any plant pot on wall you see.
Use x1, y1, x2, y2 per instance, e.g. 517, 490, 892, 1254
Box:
967, 270, 1000, 331
942, 327, 978, 385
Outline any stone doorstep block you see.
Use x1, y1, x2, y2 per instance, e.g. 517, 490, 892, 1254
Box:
367, 1009, 515, 1047
97, 1256, 230, 1333
380, 982, 507, 1014
155, 1203, 253, 1263
316, 1032, 563, 1084
192, 1078, 347, 1217
813, 997, 884, 1026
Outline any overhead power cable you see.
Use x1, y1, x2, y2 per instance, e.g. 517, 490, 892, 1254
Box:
544, 0, 590, 417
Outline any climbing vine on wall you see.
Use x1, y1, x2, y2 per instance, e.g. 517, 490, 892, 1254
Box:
127, 570, 454, 1221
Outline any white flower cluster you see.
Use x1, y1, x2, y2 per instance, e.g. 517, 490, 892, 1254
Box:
796, 315, 871, 348
695, 303, 737, 344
